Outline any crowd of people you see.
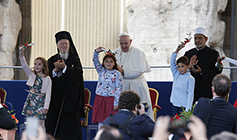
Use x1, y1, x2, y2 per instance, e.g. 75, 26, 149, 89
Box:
0, 26, 237, 140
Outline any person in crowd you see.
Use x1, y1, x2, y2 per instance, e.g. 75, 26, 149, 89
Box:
0, 99, 21, 140
103, 90, 155, 140
193, 74, 237, 139
0, 99, 15, 129
210, 131, 237, 140
92, 47, 123, 127
170, 44, 195, 116
45, 31, 85, 140
184, 27, 222, 103
152, 115, 208, 140
19, 45, 52, 129
113, 32, 154, 120
94, 125, 123, 140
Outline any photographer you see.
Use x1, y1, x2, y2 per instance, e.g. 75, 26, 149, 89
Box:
193, 74, 237, 139
103, 90, 155, 140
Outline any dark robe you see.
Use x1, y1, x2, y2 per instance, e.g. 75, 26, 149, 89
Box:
45, 53, 85, 140
184, 46, 222, 103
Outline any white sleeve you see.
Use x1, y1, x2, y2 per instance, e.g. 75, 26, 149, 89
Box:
52, 70, 57, 77
225, 57, 237, 66
123, 68, 143, 79
43, 77, 52, 109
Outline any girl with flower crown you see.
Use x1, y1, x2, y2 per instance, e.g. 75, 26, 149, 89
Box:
92, 46, 123, 126
19, 45, 52, 129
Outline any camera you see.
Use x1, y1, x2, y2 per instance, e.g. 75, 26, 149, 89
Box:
193, 64, 198, 69
168, 119, 190, 135
137, 102, 149, 115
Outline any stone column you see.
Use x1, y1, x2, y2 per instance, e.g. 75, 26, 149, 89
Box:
0, 0, 22, 80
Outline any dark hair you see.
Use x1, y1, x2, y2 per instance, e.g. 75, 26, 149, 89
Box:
34, 57, 49, 76
118, 90, 140, 111
176, 56, 189, 66
102, 54, 119, 71
98, 125, 123, 140
212, 74, 231, 97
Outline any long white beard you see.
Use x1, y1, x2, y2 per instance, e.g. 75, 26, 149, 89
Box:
59, 51, 69, 60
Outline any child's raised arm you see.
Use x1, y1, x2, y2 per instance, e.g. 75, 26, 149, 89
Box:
95, 46, 105, 53
19, 44, 25, 58
19, 45, 32, 76
174, 44, 185, 53
93, 46, 106, 73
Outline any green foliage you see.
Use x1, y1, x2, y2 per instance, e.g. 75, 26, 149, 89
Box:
178, 105, 195, 121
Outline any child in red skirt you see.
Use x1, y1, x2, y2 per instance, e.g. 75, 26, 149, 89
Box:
92, 47, 123, 126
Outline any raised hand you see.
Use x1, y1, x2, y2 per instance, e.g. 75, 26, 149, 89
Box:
188, 115, 207, 140
217, 56, 225, 62
95, 46, 105, 53
152, 115, 171, 140
19, 44, 25, 57
175, 44, 185, 53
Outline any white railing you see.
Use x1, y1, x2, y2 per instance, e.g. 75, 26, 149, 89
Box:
0, 66, 237, 81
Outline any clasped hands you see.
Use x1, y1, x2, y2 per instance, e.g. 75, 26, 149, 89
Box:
54, 59, 66, 72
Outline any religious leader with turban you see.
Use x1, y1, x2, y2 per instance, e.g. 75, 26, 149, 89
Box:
114, 32, 154, 120
184, 27, 222, 103
45, 31, 85, 140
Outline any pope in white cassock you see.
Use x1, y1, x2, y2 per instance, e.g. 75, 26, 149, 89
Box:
114, 32, 154, 120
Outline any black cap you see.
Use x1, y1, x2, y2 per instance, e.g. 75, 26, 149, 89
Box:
55, 31, 78, 57
55, 31, 71, 43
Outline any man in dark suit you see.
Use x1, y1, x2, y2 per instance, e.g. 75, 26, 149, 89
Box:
193, 74, 237, 139
184, 27, 222, 103
103, 90, 155, 140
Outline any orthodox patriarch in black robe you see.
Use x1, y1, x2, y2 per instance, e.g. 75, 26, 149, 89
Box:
45, 31, 85, 140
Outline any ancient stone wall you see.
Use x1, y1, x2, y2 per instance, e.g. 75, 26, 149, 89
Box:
0, 0, 22, 80
126, 0, 229, 80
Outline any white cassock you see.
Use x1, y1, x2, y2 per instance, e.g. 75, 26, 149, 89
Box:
114, 46, 154, 121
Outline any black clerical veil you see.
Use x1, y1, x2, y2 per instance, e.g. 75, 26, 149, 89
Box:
55, 31, 79, 57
